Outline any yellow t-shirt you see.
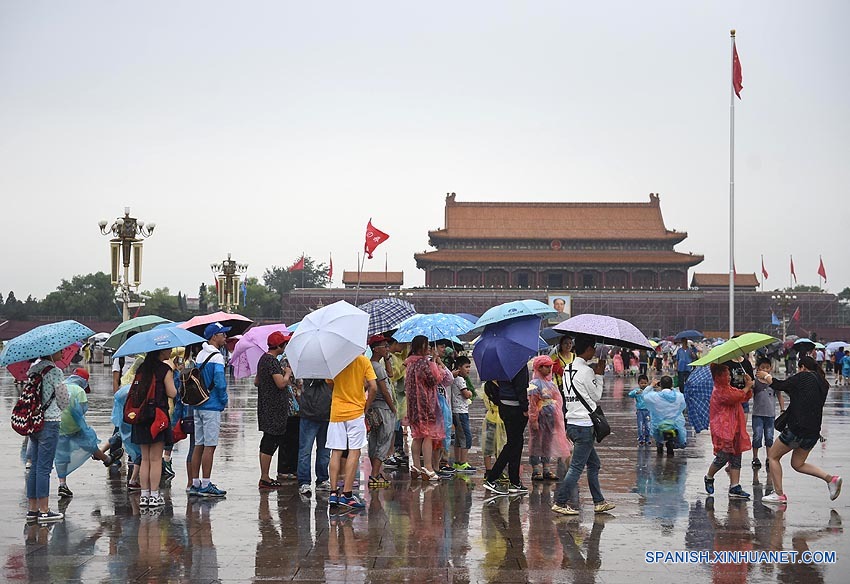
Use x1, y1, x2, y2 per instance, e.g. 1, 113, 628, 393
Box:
330, 355, 377, 422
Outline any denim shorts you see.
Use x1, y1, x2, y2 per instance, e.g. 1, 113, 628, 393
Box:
453, 413, 472, 449
778, 428, 819, 451
193, 410, 221, 447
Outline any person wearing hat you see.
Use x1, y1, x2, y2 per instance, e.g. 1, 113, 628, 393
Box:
55, 369, 124, 499
365, 335, 397, 489
254, 331, 294, 489
188, 322, 231, 498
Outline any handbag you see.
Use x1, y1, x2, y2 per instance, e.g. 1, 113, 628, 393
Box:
567, 363, 611, 443
774, 410, 788, 432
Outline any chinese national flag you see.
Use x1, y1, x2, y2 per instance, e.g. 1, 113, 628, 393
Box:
791, 307, 801, 322
364, 220, 389, 259
327, 254, 333, 280
790, 255, 797, 284
817, 256, 827, 282
288, 256, 305, 272
761, 256, 769, 279
733, 41, 743, 99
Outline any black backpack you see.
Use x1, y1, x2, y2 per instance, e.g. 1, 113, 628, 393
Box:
180, 352, 218, 407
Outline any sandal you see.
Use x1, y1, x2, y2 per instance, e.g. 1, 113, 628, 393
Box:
531, 471, 544, 482
259, 479, 284, 489
409, 467, 422, 480
543, 471, 559, 481
422, 469, 442, 482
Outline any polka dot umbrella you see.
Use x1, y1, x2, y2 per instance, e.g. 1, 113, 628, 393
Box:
0, 320, 95, 367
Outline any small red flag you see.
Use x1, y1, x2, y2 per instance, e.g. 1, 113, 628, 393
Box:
791, 306, 801, 322
817, 256, 827, 282
790, 255, 797, 284
733, 40, 743, 99
364, 219, 389, 259
327, 254, 334, 280
288, 256, 305, 272
761, 256, 769, 279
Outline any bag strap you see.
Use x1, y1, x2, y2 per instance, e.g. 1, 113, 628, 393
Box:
198, 352, 218, 391
36, 364, 57, 412
566, 362, 595, 415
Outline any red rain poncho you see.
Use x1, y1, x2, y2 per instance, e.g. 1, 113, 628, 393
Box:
527, 356, 572, 458
708, 364, 752, 455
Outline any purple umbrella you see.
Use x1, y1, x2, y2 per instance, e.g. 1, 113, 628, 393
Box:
230, 323, 289, 379
552, 314, 651, 350
473, 316, 540, 381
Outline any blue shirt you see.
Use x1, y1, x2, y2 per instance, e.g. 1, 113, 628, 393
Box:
628, 387, 649, 410
675, 347, 694, 371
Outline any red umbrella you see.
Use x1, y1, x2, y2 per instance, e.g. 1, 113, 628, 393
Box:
6, 342, 81, 381
178, 312, 253, 337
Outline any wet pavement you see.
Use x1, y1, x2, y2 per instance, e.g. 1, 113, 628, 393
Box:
1, 367, 848, 583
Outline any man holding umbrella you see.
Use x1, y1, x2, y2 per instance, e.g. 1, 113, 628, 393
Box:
552, 335, 616, 516
189, 323, 231, 498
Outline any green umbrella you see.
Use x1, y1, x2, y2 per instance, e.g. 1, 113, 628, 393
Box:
104, 315, 172, 350
690, 332, 777, 367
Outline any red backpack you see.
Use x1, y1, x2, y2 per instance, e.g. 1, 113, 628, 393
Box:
123, 372, 157, 425
10, 365, 56, 436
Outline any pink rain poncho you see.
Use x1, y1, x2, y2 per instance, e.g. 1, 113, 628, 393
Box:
709, 363, 752, 455
527, 356, 572, 459
404, 354, 451, 441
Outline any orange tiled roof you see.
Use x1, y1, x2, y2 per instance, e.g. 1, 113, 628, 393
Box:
429, 193, 686, 242
414, 249, 703, 267
690, 273, 760, 288
341, 271, 404, 285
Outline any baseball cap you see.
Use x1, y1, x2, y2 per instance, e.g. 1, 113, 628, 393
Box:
73, 367, 90, 392
203, 322, 232, 340
267, 331, 292, 348
367, 334, 388, 348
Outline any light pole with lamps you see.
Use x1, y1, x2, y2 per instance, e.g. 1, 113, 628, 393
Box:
211, 253, 248, 313
771, 293, 797, 342
99, 207, 156, 322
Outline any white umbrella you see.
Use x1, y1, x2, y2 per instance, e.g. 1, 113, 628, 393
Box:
286, 301, 369, 379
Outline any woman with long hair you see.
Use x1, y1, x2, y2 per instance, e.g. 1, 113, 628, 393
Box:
128, 349, 177, 508
759, 355, 842, 503
404, 335, 452, 481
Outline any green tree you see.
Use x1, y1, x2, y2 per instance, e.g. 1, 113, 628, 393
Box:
838, 287, 850, 302
40, 272, 116, 319
140, 287, 186, 321
240, 277, 281, 318
198, 283, 208, 313
3, 291, 25, 318
779, 285, 825, 293
263, 256, 330, 296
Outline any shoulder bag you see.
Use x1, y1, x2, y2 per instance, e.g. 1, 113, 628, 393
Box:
567, 363, 611, 443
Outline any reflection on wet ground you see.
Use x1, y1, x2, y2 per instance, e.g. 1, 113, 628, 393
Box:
1, 369, 847, 582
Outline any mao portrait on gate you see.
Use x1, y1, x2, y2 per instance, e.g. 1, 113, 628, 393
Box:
547, 294, 571, 324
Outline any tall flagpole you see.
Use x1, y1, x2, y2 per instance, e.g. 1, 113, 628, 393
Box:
728, 29, 737, 339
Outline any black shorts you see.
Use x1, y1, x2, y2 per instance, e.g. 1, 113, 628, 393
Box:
778, 428, 819, 451
259, 433, 286, 456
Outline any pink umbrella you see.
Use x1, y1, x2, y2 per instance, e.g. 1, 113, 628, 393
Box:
230, 324, 289, 379
178, 311, 253, 337
6, 342, 81, 381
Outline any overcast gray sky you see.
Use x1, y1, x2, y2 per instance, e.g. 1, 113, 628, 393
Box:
2, 1, 848, 301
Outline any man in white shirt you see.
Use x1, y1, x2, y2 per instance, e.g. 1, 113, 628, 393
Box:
552, 335, 615, 516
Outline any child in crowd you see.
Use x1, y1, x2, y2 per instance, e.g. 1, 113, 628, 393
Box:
480, 391, 507, 483
642, 376, 687, 457
703, 363, 753, 500
841, 350, 850, 386
627, 374, 652, 445
527, 356, 571, 481
751, 357, 779, 469
450, 357, 475, 473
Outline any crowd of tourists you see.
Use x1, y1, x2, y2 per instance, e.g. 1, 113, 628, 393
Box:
13, 321, 844, 526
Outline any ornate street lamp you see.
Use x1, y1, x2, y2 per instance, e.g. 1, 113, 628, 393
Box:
211, 253, 248, 313
770, 293, 797, 342
98, 207, 156, 322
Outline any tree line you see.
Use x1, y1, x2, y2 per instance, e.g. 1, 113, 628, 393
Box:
0, 256, 330, 321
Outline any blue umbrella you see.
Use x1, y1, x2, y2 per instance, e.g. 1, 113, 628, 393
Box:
473, 316, 540, 381
113, 327, 207, 358
674, 329, 704, 341
393, 313, 474, 342
540, 327, 565, 345
358, 297, 417, 336
153, 321, 185, 330
472, 299, 556, 331
683, 365, 713, 433
0, 320, 95, 366
455, 313, 479, 323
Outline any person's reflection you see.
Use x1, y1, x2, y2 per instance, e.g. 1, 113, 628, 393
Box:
775, 510, 841, 584
528, 482, 562, 572
706, 498, 753, 584
481, 496, 528, 580
255, 491, 281, 579
638, 456, 689, 531
187, 499, 219, 582
556, 514, 608, 584
326, 507, 367, 582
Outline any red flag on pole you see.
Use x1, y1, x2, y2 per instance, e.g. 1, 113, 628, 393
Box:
364, 219, 389, 259
761, 256, 769, 279
791, 306, 801, 322
327, 254, 333, 280
288, 256, 305, 272
733, 40, 743, 99
817, 256, 827, 282
790, 255, 797, 284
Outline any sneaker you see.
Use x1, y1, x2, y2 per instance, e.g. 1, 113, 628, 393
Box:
483, 480, 508, 495
187, 485, 202, 497
751, 458, 762, 469
105, 447, 125, 467
728, 485, 751, 499
148, 495, 165, 508
496, 473, 510, 485
315, 480, 331, 491
437, 470, 455, 479
551, 503, 580, 516
704, 475, 715, 495
139, 496, 149, 508
329, 493, 339, 506
338, 494, 366, 509
594, 501, 616, 513
828, 476, 843, 501
508, 483, 529, 494
383, 457, 400, 468
299, 483, 312, 497
762, 492, 788, 504
37, 511, 64, 523
162, 459, 175, 479
439, 465, 456, 474
58, 484, 73, 498
26, 511, 39, 523
199, 483, 227, 498
454, 463, 476, 474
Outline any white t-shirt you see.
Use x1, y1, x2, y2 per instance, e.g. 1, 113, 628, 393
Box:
450, 376, 470, 414
111, 355, 136, 376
